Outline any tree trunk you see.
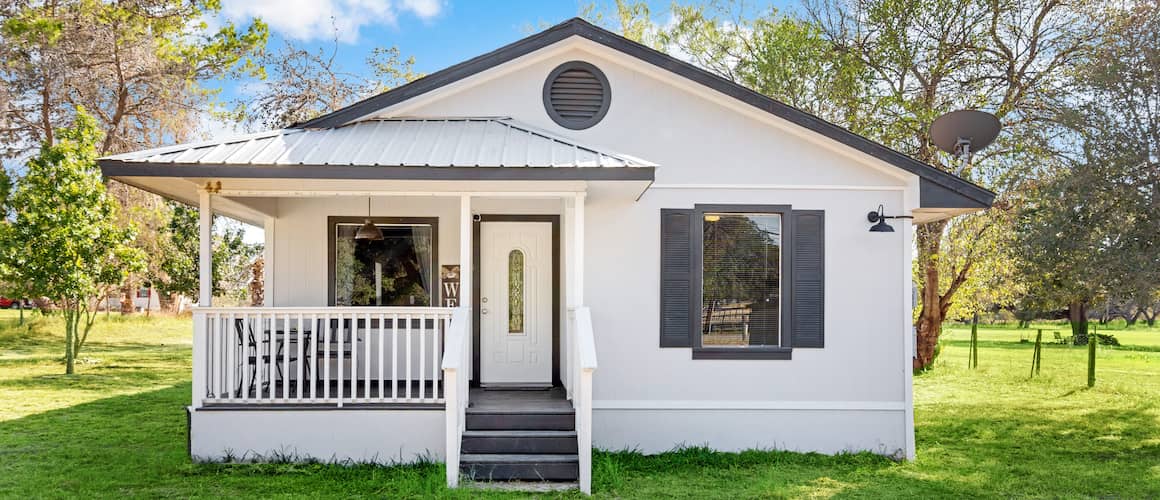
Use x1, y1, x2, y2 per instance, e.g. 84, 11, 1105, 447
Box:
1069, 301, 1088, 340
63, 303, 75, 375
120, 282, 134, 315
914, 220, 949, 371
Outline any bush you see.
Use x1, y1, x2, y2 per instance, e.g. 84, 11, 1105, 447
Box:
1095, 333, 1120, 346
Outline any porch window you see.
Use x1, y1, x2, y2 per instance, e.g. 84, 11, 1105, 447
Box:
329, 217, 439, 306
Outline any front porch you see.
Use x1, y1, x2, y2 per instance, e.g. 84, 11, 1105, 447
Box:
101, 118, 643, 493
186, 188, 602, 491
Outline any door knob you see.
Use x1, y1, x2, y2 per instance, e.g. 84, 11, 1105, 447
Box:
482, 297, 488, 303
482, 308, 489, 315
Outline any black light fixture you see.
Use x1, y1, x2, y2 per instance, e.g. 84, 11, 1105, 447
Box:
867, 204, 912, 233
355, 197, 383, 241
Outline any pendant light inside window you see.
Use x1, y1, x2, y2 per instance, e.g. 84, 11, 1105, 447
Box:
355, 197, 383, 241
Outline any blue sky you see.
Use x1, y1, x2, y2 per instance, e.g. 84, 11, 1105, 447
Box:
206, 0, 791, 132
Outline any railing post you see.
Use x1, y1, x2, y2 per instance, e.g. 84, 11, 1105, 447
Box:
579, 368, 593, 494
444, 366, 459, 488
191, 311, 207, 409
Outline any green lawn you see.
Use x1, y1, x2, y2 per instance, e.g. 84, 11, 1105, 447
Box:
1, 310, 1158, 498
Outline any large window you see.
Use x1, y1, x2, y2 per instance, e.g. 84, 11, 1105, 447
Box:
328, 217, 438, 306
701, 212, 782, 347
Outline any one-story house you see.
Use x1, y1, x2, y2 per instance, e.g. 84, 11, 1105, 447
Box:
99, 18, 993, 493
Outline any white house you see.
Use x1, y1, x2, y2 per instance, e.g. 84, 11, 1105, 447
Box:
99, 19, 992, 492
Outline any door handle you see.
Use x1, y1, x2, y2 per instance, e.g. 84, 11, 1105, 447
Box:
481, 308, 489, 315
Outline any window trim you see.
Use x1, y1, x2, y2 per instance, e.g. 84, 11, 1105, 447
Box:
691, 204, 793, 360
326, 216, 440, 307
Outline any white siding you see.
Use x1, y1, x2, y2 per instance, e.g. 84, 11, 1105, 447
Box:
265, 42, 917, 457
190, 408, 444, 463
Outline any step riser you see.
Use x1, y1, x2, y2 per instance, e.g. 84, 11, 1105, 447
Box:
462, 436, 578, 454
461, 463, 579, 481
466, 413, 575, 431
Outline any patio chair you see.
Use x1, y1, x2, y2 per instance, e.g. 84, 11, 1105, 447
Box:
234, 318, 309, 398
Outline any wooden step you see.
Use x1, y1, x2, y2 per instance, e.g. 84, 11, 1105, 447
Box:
462, 430, 578, 454
460, 454, 579, 481
465, 409, 575, 431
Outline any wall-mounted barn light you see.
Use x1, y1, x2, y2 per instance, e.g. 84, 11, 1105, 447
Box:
867, 204, 913, 233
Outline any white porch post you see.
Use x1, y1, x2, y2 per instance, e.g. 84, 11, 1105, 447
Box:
459, 195, 472, 311
263, 216, 275, 307
198, 189, 213, 307
573, 192, 585, 306
192, 188, 213, 410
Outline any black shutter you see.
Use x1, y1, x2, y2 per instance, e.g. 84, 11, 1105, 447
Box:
791, 210, 825, 348
660, 209, 693, 347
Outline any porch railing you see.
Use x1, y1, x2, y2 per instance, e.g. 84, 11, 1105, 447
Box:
568, 306, 598, 495
441, 307, 471, 488
192, 306, 456, 408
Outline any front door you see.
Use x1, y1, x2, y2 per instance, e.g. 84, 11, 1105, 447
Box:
480, 221, 553, 385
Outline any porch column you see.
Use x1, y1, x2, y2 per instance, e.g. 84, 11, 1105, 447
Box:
459, 195, 472, 308
572, 192, 585, 306
198, 189, 213, 307
263, 216, 275, 307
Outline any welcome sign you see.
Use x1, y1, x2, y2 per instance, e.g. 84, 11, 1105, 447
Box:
441, 265, 461, 307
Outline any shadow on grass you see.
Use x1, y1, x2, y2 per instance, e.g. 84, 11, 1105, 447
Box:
0, 384, 477, 498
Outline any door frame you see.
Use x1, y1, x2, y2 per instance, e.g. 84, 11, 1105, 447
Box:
473, 214, 561, 387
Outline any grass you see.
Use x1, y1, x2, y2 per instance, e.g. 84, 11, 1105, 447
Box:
1, 311, 1158, 498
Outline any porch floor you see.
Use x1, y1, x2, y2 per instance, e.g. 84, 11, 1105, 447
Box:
204, 380, 443, 407
469, 387, 572, 411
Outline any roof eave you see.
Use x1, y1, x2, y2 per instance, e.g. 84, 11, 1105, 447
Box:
97, 160, 656, 182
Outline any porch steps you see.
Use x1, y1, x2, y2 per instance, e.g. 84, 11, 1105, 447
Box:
462, 430, 578, 454
460, 388, 578, 482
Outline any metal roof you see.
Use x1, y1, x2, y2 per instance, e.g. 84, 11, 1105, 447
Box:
100, 117, 656, 169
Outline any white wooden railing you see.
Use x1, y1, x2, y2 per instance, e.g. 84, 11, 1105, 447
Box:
192, 306, 455, 408
441, 307, 471, 488
569, 306, 598, 495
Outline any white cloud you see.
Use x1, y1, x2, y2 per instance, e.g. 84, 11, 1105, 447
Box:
221, 0, 442, 44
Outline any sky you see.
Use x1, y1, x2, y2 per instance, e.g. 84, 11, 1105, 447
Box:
198, 0, 788, 242
203, 0, 791, 137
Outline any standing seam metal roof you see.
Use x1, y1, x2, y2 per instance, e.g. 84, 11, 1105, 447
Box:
99, 117, 657, 169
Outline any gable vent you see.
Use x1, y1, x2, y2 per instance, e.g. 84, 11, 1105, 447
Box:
543, 61, 611, 130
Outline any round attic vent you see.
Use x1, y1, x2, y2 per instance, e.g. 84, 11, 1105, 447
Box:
542, 61, 611, 130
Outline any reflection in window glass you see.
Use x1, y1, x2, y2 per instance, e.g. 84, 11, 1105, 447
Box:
508, 249, 525, 334
334, 224, 434, 306
702, 213, 781, 347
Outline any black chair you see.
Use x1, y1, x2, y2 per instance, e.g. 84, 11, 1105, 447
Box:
234, 318, 311, 398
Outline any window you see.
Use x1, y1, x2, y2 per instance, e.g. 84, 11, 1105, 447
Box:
692, 204, 795, 359
660, 205, 825, 356
328, 217, 438, 306
508, 249, 525, 334
701, 212, 782, 348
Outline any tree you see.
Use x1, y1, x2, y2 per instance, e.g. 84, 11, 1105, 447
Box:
2, 0, 268, 314
0, 109, 143, 374
1016, 2, 1160, 339
240, 38, 419, 129
156, 201, 198, 312
156, 202, 264, 309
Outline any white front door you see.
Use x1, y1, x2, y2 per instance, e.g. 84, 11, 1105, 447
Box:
480, 221, 553, 385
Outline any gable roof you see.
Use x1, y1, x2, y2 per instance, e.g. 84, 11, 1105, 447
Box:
298, 17, 994, 209
98, 117, 656, 181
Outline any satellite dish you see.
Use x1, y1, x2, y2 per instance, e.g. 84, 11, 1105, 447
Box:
929, 110, 1001, 155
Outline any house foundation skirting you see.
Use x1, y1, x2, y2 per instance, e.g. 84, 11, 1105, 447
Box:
592, 407, 908, 458
189, 407, 445, 464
